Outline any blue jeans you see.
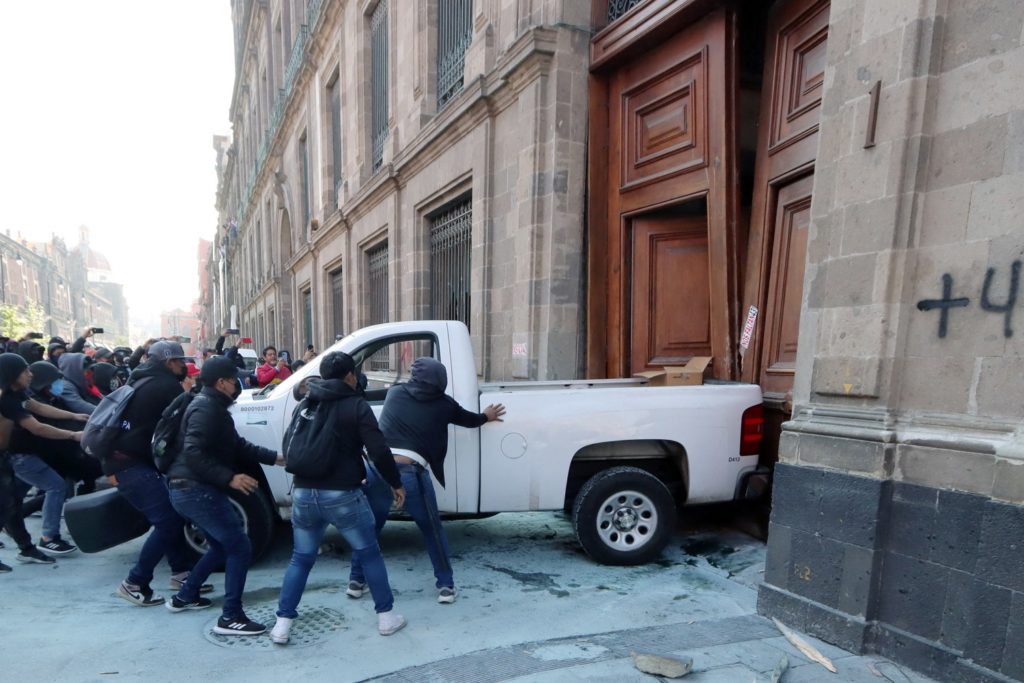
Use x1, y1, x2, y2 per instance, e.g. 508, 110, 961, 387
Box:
169, 482, 251, 619
351, 463, 454, 589
278, 487, 394, 618
10, 453, 66, 541
115, 464, 193, 588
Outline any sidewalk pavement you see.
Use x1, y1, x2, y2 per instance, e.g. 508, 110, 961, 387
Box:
1, 508, 936, 682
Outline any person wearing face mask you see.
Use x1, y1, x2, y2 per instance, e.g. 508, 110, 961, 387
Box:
105, 341, 207, 607
164, 356, 284, 635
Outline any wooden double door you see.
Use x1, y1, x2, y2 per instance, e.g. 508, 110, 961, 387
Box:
589, 0, 829, 412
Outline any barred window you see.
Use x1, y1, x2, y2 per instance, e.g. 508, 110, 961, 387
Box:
301, 288, 313, 348
437, 0, 473, 109
328, 73, 343, 203
429, 198, 472, 329
366, 242, 389, 370
329, 267, 344, 339
370, 1, 389, 172
299, 132, 311, 227
607, 0, 644, 23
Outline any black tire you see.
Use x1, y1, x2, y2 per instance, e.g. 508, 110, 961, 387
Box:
182, 487, 275, 567
572, 466, 676, 566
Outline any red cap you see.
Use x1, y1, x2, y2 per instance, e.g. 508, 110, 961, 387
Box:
186, 362, 201, 378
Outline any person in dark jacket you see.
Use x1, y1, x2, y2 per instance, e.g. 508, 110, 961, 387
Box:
271, 352, 407, 644
56, 353, 101, 414
348, 357, 505, 605
25, 361, 102, 495
105, 340, 208, 607
165, 356, 282, 636
47, 341, 67, 366
17, 341, 45, 364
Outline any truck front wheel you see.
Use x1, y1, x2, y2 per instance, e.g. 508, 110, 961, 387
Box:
572, 466, 676, 565
182, 487, 275, 567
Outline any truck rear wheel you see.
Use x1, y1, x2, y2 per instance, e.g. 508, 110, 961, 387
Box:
182, 488, 275, 567
572, 466, 676, 565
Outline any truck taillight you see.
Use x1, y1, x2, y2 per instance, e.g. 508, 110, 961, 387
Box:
739, 404, 764, 456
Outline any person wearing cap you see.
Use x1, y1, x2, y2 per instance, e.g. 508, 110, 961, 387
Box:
164, 356, 283, 635
0, 353, 89, 557
182, 362, 201, 393
102, 340, 208, 607
271, 352, 407, 644
47, 341, 67, 366
348, 357, 505, 606
16, 340, 45, 365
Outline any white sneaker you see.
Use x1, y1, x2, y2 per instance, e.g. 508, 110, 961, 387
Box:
438, 587, 457, 604
270, 616, 292, 644
377, 610, 407, 636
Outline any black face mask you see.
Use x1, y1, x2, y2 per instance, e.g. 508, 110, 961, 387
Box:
230, 378, 242, 401
174, 366, 188, 381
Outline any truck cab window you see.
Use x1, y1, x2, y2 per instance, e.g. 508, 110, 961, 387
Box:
350, 334, 439, 403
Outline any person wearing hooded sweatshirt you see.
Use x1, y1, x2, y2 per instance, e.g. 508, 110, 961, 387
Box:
47, 340, 67, 366
57, 352, 101, 414
106, 341, 210, 607
347, 357, 505, 605
24, 361, 102, 496
17, 340, 45, 365
0, 353, 89, 556
164, 356, 283, 635
270, 352, 407, 644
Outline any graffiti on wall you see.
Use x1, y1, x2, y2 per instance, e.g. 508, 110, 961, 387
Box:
917, 260, 1021, 338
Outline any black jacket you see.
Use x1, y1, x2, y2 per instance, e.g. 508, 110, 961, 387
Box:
105, 360, 184, 475
377, 358, 486, 488
291, 379, 402, 492
167, 386, 276, 489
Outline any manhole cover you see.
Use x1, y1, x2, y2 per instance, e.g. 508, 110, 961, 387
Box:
203, 603, 346, 649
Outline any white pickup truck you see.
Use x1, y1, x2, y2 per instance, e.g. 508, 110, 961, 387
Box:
195, 320, 765, 566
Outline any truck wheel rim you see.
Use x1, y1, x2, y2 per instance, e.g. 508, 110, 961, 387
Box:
184, 498, 249, 554
595, 489, 657, 552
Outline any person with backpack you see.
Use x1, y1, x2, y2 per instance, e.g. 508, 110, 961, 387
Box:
104, 340, 207, 607
348, 357, 505, 605
164, 356, 282, 635
0, 353, 89, 556
270, 352, 407, 644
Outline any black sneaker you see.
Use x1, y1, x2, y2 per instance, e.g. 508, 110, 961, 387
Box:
16, 546, 55, 564
117, 581, 165, 607
0, 560, 11, 573
38, 537, 77, 556
213, 614, 266, 636
165, 595, 213, 612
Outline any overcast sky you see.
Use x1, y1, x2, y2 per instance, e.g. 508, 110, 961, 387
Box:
0, 1, 234, 325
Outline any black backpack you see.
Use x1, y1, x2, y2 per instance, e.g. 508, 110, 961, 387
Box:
81, 377, 152, 461
151, 392, 196, 473
282, 398, 335, 478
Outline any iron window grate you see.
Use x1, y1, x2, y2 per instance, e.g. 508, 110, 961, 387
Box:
366, 242, 390, 370
371, 1, 389, 172
437, 0, 473, 109
607, 0, 644, 23
429, 198, 472, 329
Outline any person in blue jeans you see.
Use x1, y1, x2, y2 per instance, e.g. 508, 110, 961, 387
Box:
348, 357, 505, 605
164, 356, 283, 636
272, 352, 407, 644
104, 341, 207, 607
0, 353, 90, 557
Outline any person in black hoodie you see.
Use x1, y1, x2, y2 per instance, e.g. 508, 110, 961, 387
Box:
106, 341, 206, 607
56, 353, 101, 414
271, 352, 406, 644
165, 356, 282, 636
348, 357, 505, 605
17, 341, 45, 365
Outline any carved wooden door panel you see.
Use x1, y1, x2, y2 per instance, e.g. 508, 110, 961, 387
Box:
741, 0, 830, 401
597, 9, 737, 380
759, 174, 812, 393
631, 215, 711, 372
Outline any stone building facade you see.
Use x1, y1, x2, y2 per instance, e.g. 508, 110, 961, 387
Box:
757, 2, 1024, 681
209, 0, 590, 379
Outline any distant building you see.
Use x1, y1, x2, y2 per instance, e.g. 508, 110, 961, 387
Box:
160, 305, 202, 358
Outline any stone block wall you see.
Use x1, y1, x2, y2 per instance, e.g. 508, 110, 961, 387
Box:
760, 1, 1024, 681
